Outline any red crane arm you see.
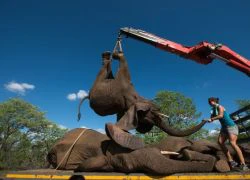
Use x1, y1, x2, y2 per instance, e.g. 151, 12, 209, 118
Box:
119, 27, 250, 77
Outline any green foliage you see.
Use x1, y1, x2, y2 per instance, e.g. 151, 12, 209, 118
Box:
235, 99, 250, 115
137, 91, 208, 144
154, 91, 202, 125
206, 128, 220, 142
0, 98, 67, 170
136, 130, 167, 145
238, 133, 249, 140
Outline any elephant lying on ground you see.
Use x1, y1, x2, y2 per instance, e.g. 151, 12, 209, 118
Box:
78, 51, 207, 149
48, 128, 250, 174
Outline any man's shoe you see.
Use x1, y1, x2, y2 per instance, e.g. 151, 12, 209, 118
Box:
229, 160, 238, 168
239, 164, 249, 171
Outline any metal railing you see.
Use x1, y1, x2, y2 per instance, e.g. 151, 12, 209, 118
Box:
230, 104, 250, 140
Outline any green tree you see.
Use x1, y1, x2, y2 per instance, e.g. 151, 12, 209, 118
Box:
0, 98, 67, 170
137, 91, 208, 144
235, 99, 250, 115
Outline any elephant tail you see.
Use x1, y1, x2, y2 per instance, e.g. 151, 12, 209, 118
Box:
77, 95, 89, 121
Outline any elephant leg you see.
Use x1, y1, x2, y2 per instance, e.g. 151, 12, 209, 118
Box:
214, 150, 230, 172
102, 51, 114, 79
94, 58, 114, 84
189, 141, 230, 172
189, 149, 230, 172
75, 155, 114, 172
105, 61, 114, 79
115, 55, 131, 83
183, 149, 214, 162
109, 148, 216, 174
214, 159, 230, 172
187, 146, 230, 173
183, 149, 230, 172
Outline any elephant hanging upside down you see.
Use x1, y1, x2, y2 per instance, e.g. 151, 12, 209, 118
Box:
78, 51, 207, 149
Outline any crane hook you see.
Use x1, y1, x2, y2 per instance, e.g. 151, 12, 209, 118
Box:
113, 32, 123, 53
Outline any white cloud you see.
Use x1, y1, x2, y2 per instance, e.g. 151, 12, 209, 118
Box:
80, 126, 88, 129
80, 126, 105, 134
77, 90, 88, 99
67, 90, 88, 101
4, 81, 35, 95
21, 83, 35, 89
212, 120, 220, 125
208, 129, 220, 136
96, 128, 106, 134
58, 124, 67, 129
67, 93, 77, 101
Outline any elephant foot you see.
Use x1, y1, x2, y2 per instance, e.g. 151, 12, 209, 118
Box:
215, 159, 230, 172
102, 51, 111, 65
105, 123, 145, 150
102, 51, 111, 59
112, 52, 123, 60
183, 149, 215, 162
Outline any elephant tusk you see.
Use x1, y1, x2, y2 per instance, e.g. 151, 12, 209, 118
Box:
157, 113, 169, 118
161, 151, 179, 155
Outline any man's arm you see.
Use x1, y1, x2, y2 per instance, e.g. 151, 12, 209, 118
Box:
209, 105, 224, 122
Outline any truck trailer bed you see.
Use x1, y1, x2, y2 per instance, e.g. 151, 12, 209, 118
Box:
1, 169, 250, 180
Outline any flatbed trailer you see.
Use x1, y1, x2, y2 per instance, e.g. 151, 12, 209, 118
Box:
1, 169, 250, 180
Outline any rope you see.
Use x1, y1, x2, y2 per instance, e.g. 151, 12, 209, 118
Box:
112, 33, 123, 57
55, 128, 87, 171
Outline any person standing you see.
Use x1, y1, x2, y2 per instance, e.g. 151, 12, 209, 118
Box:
206, 97, 248, 171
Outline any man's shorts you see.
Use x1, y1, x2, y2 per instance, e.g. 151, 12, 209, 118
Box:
220, 125, 239, 136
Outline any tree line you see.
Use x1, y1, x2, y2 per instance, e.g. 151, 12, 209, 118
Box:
0, 98, 67, 170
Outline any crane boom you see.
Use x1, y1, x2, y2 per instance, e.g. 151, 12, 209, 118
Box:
119, 27, 250, 77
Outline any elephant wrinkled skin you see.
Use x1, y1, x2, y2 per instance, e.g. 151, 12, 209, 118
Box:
47, 128, 250, 174
78, 52, 207, 149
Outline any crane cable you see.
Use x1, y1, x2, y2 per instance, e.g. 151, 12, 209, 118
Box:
112, 33, 123, 56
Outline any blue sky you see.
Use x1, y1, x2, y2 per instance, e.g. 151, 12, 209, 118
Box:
0, 0, 249, 133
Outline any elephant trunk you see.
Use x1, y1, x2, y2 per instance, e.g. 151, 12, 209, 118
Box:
158, 119, 207, 137
77, 95, 89, 121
